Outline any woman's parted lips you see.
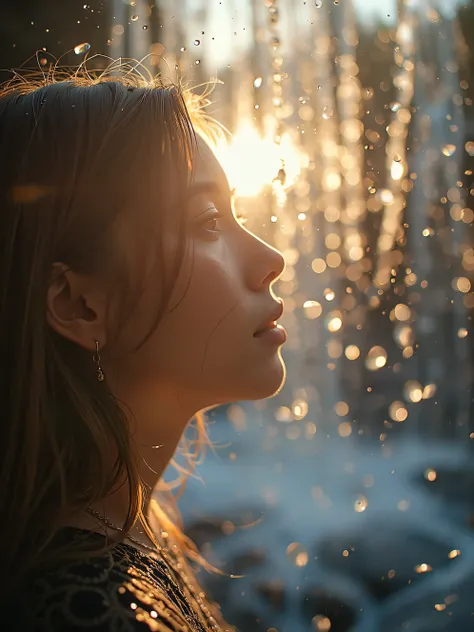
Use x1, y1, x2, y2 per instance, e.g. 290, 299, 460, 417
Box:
254, 299, 284, 335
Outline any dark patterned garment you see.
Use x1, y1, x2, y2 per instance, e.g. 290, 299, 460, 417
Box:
8, 528, 231, 632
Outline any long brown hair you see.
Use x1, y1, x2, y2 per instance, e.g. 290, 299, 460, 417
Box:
0, 58, 228, 596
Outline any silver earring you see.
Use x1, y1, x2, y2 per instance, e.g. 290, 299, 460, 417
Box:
93, 340, 105, 382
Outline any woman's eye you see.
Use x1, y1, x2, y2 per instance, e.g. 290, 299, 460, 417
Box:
194, 204, 246, 238
204, 215, 221, 231
198, 209, 222, 236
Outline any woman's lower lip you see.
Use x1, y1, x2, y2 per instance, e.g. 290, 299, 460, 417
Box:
253, 324, 287, 344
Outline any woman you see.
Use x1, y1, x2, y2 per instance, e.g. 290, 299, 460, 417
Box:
0, 60, 286, 631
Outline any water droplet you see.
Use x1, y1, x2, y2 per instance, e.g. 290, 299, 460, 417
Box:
74, 42, 91, 55
354, 495, 368, 512
442, 144, 457, 157
269, 6, 279, 23
293, 399, 309, 420
275, 168, 286, 185
345, 345, 360, 360
142, 25, 148, 30
195, 59, 201, 65
327, 315, 342, 332
253, 77, 263, 88
194, 39, 200, 46
304, 301, 323, 319
465, 141, 474, 156
404, 380, 423, 403
130, 0, 136, 5
322, 106, 333, 120
315, 0, 323, 7
131, 14, 139, 22
312, 615, 331, 631
180, 46, 186, 52
389, 401, 408, 422
378, 189, 394, 204
366, 346, 387, 371
286, 542, 308, 566
415, 563, 432, 573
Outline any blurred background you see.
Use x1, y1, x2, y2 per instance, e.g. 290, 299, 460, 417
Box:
3, 0, 474, 630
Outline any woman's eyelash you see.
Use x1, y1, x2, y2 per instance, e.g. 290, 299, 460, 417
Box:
195, 205, 247, 234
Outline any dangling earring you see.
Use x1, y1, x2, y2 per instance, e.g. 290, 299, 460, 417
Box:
93, 340, 105, 382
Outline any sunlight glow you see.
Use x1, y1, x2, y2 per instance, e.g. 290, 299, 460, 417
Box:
214, 120, 306, 198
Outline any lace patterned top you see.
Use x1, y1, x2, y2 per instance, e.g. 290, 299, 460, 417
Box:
8, 527, 233, 632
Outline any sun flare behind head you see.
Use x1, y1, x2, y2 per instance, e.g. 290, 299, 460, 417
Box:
213, 119, 306, 198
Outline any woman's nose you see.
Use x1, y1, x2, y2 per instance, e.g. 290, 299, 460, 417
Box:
247, 234, 286, 290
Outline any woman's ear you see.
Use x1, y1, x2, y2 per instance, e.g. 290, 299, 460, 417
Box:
46, 263, 108, 352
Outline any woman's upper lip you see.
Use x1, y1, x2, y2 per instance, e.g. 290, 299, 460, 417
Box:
254, 299, 284, 335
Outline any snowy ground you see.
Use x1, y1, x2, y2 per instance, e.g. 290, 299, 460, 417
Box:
169, 404, 474, 632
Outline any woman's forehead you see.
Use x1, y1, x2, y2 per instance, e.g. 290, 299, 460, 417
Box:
191, 137, 230, 193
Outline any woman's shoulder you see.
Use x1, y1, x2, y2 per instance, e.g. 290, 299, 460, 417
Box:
8, 528, 208, 631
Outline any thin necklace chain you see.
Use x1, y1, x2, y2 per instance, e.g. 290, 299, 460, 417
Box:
87, 507, 159, 552
86, 507, 222, 631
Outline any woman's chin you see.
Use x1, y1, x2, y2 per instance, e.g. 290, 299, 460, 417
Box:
199, 356, 287, 407
234, 358, 287, 402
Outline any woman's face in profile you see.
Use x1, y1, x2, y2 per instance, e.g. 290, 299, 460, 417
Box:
108, 137, 286, 415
